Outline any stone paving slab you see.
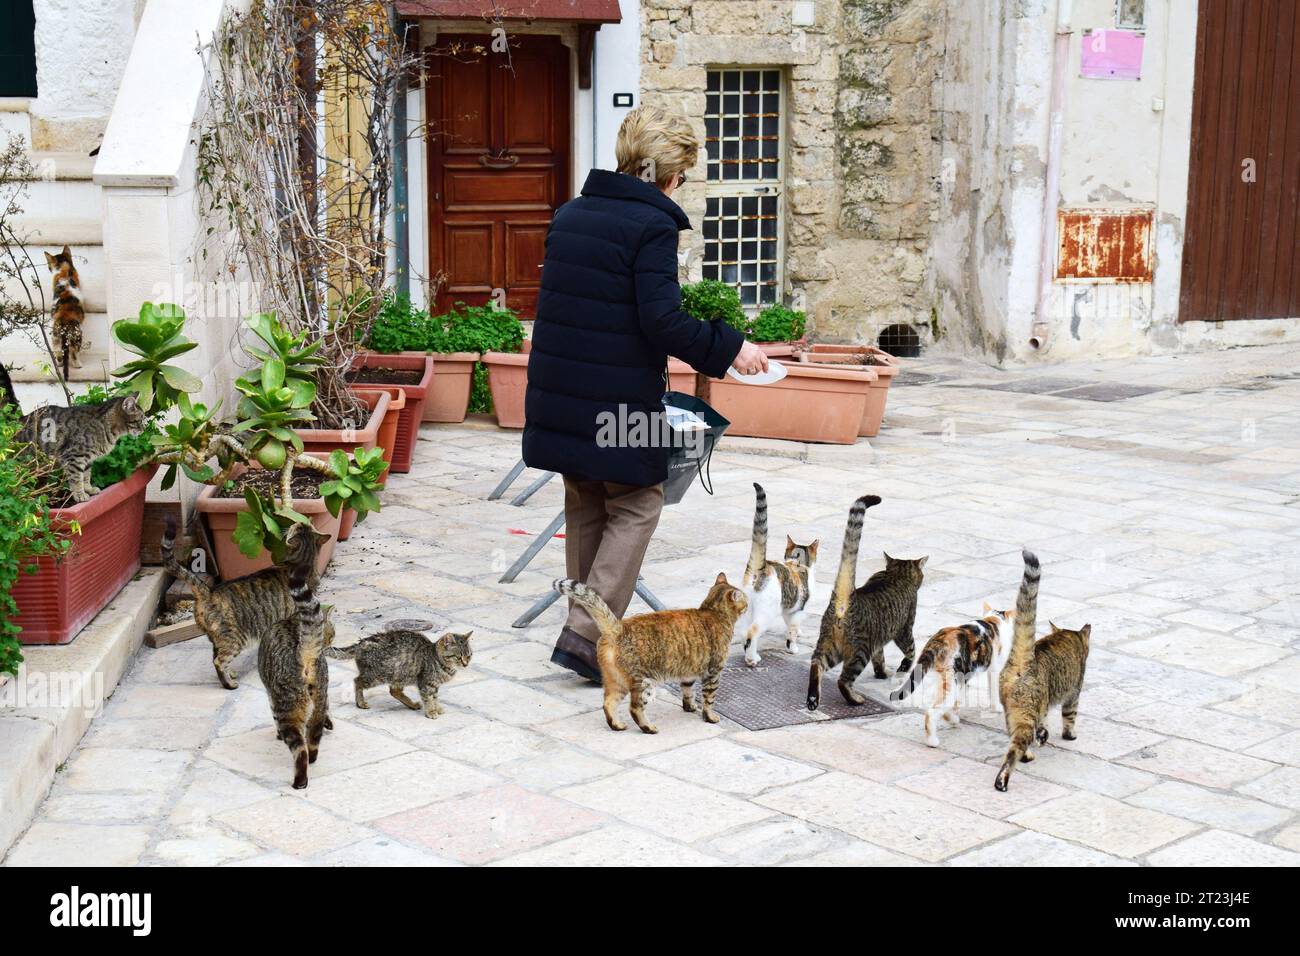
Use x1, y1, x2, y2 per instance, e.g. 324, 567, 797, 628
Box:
6, 343, 1300, 866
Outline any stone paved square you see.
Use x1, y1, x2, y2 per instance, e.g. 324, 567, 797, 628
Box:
6, 347, 1300, 866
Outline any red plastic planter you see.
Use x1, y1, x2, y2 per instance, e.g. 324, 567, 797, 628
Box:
349, 352, 434, 473
11, 465, 157, 645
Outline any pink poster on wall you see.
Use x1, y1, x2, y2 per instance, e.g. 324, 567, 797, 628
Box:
1080, 28, 1145, 80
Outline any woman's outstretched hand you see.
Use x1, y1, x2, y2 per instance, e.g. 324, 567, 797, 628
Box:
731, 341, 770, 377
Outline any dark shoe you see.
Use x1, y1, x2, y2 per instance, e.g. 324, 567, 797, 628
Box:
551, 627, 601, 683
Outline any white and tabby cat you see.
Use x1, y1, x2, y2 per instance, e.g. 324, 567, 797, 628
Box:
740, 483, 818, 667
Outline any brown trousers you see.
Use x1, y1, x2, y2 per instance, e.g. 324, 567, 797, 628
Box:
562, 476, 665, 644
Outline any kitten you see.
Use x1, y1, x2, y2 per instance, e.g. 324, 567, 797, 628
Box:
162, 516, 333, 689
257, 545, 331, 789
18, 393, 146, 502
326, 629, 473, 718
807, 494, 927, 711
740, 482, 819, 666
994, 550, 1091, 792
554, 573, 748, 734
45, 245, 87, 376
891, 604, 1015, 747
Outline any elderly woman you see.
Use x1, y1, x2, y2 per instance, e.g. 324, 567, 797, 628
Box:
523, 105, 769, 680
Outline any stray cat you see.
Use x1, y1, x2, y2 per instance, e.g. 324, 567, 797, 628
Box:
326, 629, 473, 718
555, 573, 748, 734
740, 482, 818, 667
162, 516, 333, 689
45, 245, 87, 376
0, 362, 17, 412
18, 393, 146, 502
994, 549, 1091, 792
891, 604, 1015, 747
257, 544, 331, 789
807, 494, 927, 711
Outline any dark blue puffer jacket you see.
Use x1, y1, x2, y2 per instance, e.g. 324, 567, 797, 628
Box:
522, 169, 744, 486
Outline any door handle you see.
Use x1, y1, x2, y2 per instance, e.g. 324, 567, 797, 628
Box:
478, 152, 519, 169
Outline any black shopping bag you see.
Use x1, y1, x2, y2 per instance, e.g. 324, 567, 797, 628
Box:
661, 391, 729, 506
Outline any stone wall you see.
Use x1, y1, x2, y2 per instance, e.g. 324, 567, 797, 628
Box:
639, 0, 945, 346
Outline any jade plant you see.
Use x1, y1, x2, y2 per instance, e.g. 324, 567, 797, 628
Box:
110, 302, 203, 412
153, 312, 386, 562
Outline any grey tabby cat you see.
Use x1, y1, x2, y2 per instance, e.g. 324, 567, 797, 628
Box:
162, 516, 333, 689
258, 545, 331, 789
807, 494, 927, 711
326, 629, 473, 719
17, 394, 146, 502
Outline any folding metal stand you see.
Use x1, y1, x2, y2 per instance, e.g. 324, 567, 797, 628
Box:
490, 459, 666, 628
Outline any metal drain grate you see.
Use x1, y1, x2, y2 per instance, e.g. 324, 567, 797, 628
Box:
671, 654, 895, 731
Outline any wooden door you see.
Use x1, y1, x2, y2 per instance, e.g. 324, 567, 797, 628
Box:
426, 34, 570, 318
1180, 0, 1300, 323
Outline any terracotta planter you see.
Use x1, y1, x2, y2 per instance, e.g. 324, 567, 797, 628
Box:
805, 343, 901, 366
667, 357, 697, 396
295, 388, 389, 541
483, 351, 529, 428
10, 465, 157, 645
195, 455, 342, 581
421, 351, 479, 423
349, 352, 433, 473
367, 385, 406, 482
755, 341, 801, 358
703, 362, 874, 444
797, 351, 900, 437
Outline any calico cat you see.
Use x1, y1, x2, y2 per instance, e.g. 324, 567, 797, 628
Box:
162, 516, 333, 689
45, 245, 87, 376
741, 482, 818, 667
555, 573, 748, 734
891, 604, 1015, 747
994, 550, 1091, 792
326, 629, 473, 718
257, 547, 331, 789
807, 494, 927, 711
18, 394, 146, 502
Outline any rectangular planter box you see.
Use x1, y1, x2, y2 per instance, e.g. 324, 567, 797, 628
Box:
797, 350, 900, 437
195, 454, 342, 582
349, 352, 433, 473
704, 363, 874, 444
11, 465, 157, 645
295, 388, 390, 541
366, 384, 406, 482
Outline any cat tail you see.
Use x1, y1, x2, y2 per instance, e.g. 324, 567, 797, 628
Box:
890, 646, 933, 701
553, 579, 622, 641
324, 645, 356, 660
0, 362, 19, 414
1006, 549, 1041, 679
831, 494, 883, 618
743, 482, 768, 587
161, 515, 211, 599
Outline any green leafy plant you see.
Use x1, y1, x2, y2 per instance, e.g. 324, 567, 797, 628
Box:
91, 425, 160, 490
367, 294, 429, 353
429, 301, 524, 354
0, 406, 72, 675
109, 302, 202, 412
749, 303, 807, 343
680, 280, 747, 333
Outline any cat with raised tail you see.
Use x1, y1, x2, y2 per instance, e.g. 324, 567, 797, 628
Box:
807, 494, 926, 711
554, 574, 747, 734
994, 549, 1091, 792
740, 482, 818, 666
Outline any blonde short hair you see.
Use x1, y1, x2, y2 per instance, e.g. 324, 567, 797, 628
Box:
615, 105, 699, 189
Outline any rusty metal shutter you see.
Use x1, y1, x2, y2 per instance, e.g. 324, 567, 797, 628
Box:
1180, 0, 1300, 323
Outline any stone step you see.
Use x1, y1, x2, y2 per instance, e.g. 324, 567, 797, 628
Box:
12, 217, 102, 246
0, 104, 31, 148
23, 151, 97, 182
14, 175, 101, 223
2, 311, 115, 384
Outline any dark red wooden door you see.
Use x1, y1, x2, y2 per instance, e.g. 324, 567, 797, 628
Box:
426, 35, 570, 318
1180, 0, 1300, 322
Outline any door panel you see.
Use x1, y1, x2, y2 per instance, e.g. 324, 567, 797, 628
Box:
427, 34, 570, 317
1180, 0, 1300, 322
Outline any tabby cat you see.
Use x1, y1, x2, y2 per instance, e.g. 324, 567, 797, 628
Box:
257, 547, 331, 789
994, 550, 1091, 792
45, 245, 87, 377
18, 393, 146, 502
891, 604, 1015, 747
741, 482, 819, 667
807, 494, 927, 711
326, 629, 473, 718
555, 573, 748, 734
162, 516, 333, 689
0, 362, 16, 412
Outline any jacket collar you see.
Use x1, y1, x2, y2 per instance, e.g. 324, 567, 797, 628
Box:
580, 168, 692, 231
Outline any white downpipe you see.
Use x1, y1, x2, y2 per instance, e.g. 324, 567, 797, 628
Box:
1030, 0, 1073, 351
